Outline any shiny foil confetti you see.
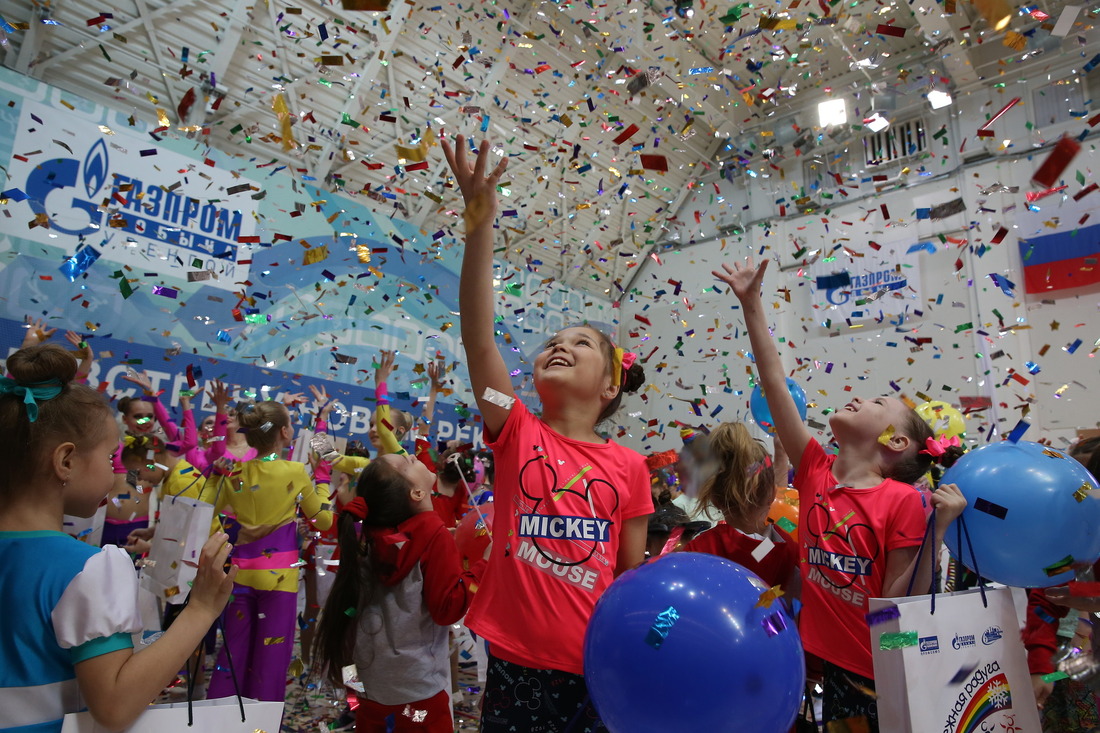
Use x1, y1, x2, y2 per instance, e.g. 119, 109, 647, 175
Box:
878, 631, 919, 650
645, 606, 680, 649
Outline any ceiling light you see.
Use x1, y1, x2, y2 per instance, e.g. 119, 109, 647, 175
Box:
818, 98, 847, 127
927, 89, 953, 109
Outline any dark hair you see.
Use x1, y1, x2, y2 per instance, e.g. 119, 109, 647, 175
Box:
313, 459, 417, 687
890, 409, 966, 485
1070, 436, 1100, 463
438, 446, 476, 485
235, 401, 290, 453
345, 440, 370, 459
1085, 449, 1100, 485
584, 325, 646, 423
0, 344, 113, 500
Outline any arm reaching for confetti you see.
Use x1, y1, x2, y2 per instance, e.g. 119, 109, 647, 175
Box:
64, 331, 94, 384
441, 133, 512, 438
713, 258, 812, 469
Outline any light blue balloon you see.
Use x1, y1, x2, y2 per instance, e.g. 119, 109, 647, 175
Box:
584, 553, 805, 733
750, 378, 808, 432
942, 440, 1100, 588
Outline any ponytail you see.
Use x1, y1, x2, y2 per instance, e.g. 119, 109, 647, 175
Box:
312, 459, 418, 687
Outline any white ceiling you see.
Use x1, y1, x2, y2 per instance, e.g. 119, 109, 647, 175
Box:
0, 0, 1086, 298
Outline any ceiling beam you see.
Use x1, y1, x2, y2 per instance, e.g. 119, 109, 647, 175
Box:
34, 0, 204, 73
311, 2, 415, 182
12, 2, 45, 74
133, 0, 180, 112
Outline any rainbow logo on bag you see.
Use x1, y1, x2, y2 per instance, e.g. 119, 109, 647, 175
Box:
953, 672, 1012, 733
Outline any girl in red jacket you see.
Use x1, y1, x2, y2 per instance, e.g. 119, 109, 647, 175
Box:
314, 453, 490, 732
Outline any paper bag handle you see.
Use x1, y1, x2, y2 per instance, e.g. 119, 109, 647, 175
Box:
905, 509, 988, 614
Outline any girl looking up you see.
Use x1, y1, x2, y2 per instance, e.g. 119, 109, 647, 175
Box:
314, 455, 489, 732
714, 258, 966, 731
204, 399, 333, 702
0, 344, 234, 732
443, 134, 652, 732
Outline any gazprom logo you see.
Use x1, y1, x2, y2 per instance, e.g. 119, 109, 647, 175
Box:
952, 633, 976, 650
919, 635, 940, 654
83, 138, 109, 198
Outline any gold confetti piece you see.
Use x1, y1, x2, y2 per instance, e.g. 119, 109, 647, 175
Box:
356, 244, 372, 263
155, 108, 171, 127
877, 424, 896, 445
272, 93, 298, 151
263, 636, 286, 645
395, 141, 428, 162
1074, 482, 1092, 503
97, 125, 115, 135
755, 585, 785, 608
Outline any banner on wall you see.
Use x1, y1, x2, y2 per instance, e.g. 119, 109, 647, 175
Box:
0, 318, 485, 448
7, 100, 257, 290
809, 250, 922, 320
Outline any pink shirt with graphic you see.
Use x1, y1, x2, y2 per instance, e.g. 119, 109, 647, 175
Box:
464, 400, 652, 675
795, 438, 926, 679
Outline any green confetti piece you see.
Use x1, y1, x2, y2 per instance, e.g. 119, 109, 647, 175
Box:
1042, 671, 1070, 683
776, 516, 797, 533
955, 322, 973, 333
879, 631, 919, 650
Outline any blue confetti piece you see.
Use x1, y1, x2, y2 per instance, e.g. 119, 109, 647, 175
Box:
987, 273, 1016, 297
1025, 361, 1041, 375
865, 606, 901, 626
645, 606, 680, 649
59, 246, 101, 282
1066, 339, 1083, 354
906, 241, 936, 254
152, 285, 179, 299
216, 330, 232, 343
1, 187, 28, 202
1006, 419, 1030, 444
815, 272, 851, 290
915, 208, 931, 220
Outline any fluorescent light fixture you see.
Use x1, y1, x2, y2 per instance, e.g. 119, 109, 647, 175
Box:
864, 113, 890, 132
928, 89, 953, 109
818, 99, 847, 127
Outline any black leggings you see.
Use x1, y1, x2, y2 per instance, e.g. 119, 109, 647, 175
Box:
479, 652, 606, 733
822, 660, 879, 732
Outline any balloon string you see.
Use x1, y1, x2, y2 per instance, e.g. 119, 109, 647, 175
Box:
450, 453, 491, 538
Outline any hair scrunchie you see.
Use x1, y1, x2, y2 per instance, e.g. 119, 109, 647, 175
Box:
342, 496, 369, 520
0, 377, 63, 423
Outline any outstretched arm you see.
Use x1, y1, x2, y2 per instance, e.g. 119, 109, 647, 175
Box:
441, 134, 512, 438
713, 259, 811, 469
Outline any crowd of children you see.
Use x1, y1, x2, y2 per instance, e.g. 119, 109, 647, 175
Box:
2, 137, 1099, 733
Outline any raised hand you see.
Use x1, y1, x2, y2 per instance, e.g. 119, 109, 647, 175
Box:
121, 369, 155, 395
211, 379, 230, 408
440, 134, 509, 230
712, 258, 770, 303
21, 316, 56, 348
180, 387, 203, 412
309, 384, 333, 419
375, 349, 397, 384
427, 359, 446, 393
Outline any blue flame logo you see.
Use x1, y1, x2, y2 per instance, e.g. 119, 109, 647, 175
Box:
83, 138, 109, 198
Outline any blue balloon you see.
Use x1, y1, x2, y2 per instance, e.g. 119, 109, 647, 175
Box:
750, 378, 808, 432
584, 553, 805, 733
942, 440, 1100, 588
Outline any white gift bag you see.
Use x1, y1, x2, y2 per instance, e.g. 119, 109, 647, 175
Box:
139, 494, 214, 605
63, 505, 106, 547
869, 586, 1042, 733
61, 697, 283, 732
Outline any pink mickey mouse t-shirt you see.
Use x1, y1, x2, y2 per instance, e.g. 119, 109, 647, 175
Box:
795, 438, 927, 678
465, 399, 652, 675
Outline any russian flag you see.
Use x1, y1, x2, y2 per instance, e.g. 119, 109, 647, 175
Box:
1018, 224, 1100, 293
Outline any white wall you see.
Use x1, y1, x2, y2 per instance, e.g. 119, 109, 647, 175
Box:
617, 63, 1100, 457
